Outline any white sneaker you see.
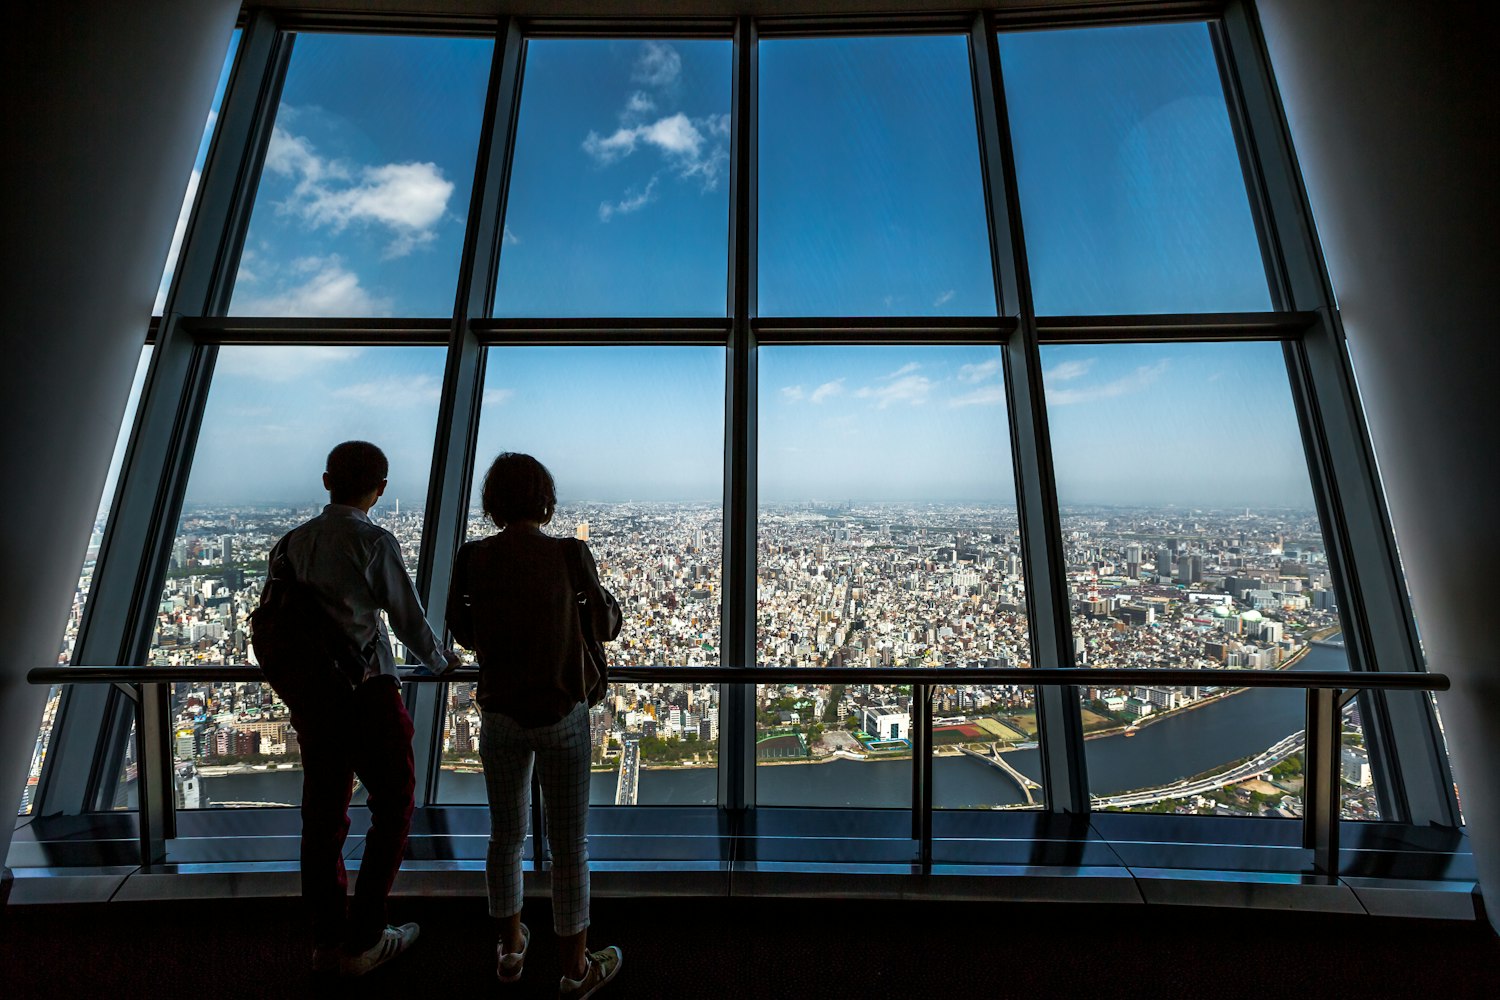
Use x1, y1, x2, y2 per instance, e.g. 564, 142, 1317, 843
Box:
560, 946, 622, 999
498, 922, 530, 983
341, 922, 420, 977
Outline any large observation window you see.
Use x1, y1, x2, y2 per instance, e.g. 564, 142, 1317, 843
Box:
19, 348, 152, 816
436, 345, 725, 804
37, 12, 1443, 847
758, 35, 996, 316
155, 30, 241, 315
758, 345, 1029, 669
229, 33, 492, 317
494, 39, 733, 317
1001, 23, 1269, 314
1041, 340, 1374, 819
151, 346, 444, 810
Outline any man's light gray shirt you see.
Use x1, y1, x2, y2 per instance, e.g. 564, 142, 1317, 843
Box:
269, 504, 446, 680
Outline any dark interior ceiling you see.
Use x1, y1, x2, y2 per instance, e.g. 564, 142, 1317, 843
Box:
247, 0, 1197, 22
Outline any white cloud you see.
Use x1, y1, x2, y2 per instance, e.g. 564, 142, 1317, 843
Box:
265, 126, 341, 182
624, 91, 657, 118
584, 113, 729, 194
958, 358, 1001, 383
933, 289, 956, 308
332, 373, 442, 407
483, 388, 514, 407
155, 168, 201, 312
857, 374, 934, 409
632, 41, 682, 88
233, 255, 391, 317
780, 385, 806, 402
599, 176, 659, 221
1045, 358, 1096, 382
810, 379, 845, 404
502, 225, 520, 245
948, 384, 1006, 408
1047, 360, 1169, 405
265, 123, 454, 258
220, 345, 364, 382
881, 362, 923, 380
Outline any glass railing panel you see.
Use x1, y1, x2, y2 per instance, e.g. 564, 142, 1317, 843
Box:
755, 683, 912, 808
931, 685, 1044, 810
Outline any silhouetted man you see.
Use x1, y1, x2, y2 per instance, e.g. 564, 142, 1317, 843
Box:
267, 440, 459, 976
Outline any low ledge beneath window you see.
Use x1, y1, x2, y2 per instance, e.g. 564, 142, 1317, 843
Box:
5, 860, 1477, 921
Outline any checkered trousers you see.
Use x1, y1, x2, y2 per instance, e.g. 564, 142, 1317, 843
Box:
479, 701, 593, 936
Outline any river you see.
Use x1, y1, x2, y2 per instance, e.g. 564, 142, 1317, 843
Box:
171, 641, 1347, 810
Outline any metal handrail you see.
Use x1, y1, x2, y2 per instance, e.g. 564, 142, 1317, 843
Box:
26, 664, 1449, 691
27, 663, 1448, 881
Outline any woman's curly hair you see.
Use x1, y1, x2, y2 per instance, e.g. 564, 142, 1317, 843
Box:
481, 452, 557, 528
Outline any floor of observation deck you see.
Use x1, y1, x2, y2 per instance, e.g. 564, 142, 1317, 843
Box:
1, 893, 1495, 998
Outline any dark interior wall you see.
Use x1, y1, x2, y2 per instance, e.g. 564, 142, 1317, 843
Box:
1256, 0, 1500, 929
0, 1, 239, 849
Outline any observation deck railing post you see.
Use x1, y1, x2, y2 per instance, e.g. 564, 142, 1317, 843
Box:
913, 684, 934, 871
136, 682, 173, 870
1304, 685, 1343, 877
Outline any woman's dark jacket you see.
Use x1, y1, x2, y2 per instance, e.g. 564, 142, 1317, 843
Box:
447, 526, 620, 727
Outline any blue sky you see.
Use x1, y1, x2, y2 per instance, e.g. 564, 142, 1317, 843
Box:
149, 28, 1314, 509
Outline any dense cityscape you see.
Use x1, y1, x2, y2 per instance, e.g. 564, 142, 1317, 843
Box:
26, 501, 1374, 819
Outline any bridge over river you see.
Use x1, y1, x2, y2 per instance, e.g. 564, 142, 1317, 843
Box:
615, 739, 642, 806
957, 745, 1043, 806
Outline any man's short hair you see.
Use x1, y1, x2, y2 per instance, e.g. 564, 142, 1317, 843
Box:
326, 441, 388, 503
481, 452, 556, 528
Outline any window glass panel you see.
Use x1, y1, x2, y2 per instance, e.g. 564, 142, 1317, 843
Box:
1041, 341, 1366, 818
1001, 23, 1270, 314
154, 30, 241, 314
933, 685, 1044, 810
20, 349, 151, 815
150, 346, 444, 809
229, 34, 492, 317
758, 345, 1026, 806
759, 345, 1028, 669
758, 36, 996, 316
436, 345, 725, 803
494, 40, 732, 317
756, 684, 912, 807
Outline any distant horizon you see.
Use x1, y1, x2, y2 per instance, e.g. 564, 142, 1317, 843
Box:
168, 498, 1324, 513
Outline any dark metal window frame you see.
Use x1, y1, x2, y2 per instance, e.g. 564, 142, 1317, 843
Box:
28, 3, 1458, 863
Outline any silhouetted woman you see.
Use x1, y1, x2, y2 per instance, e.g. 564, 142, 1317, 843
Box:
447, 453, 622, 997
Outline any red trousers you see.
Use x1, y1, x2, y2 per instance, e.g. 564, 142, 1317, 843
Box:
291, 675, 415, 950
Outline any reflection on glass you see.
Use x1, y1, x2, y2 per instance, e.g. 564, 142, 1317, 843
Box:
1042, 340, 1366, 818
437, 682, 718, 806
758, 346, 1028, 671
155, 30, 241, 314
755, 684, 911, 807
1001, 22, 1269, 314
230, 34, 492, 316
932, 685, 1044, 810
151, 346, 444, 809
495, 40, 732, 317
20, 348, 152, 816
758, 36, 995, 316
